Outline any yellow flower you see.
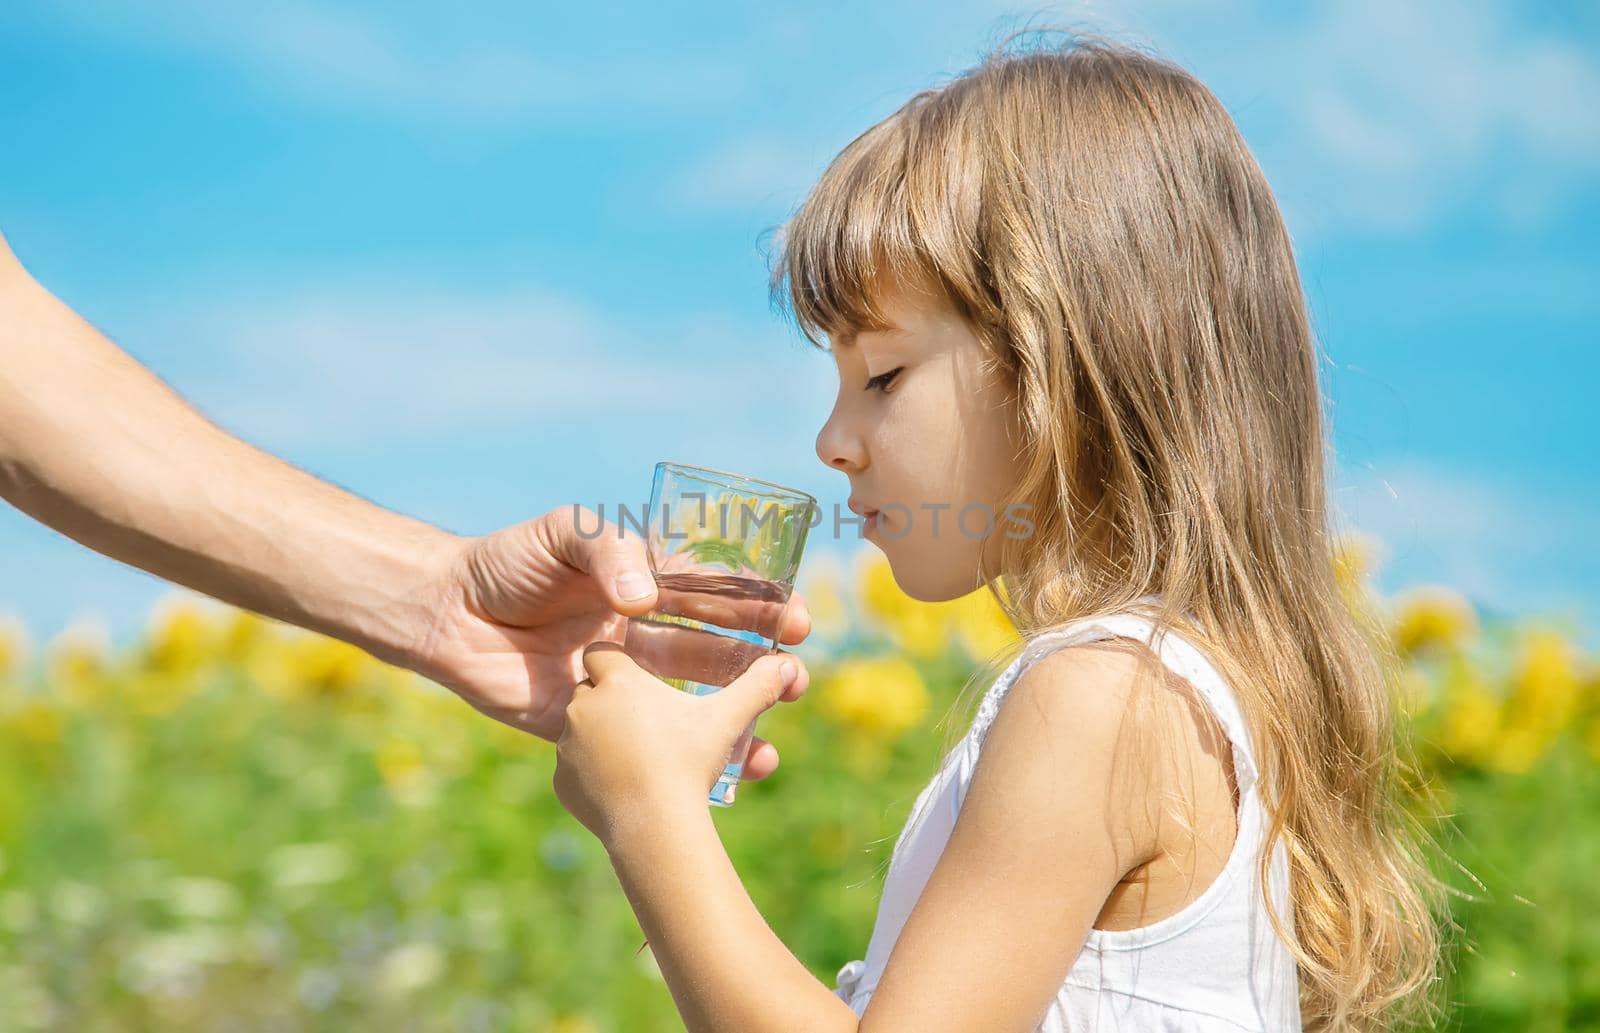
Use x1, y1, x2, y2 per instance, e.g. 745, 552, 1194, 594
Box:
126, 669, 202, 716
859, 555, 949, 658
0, 615, 29, 684
677, 491, 774, 541
47, 619, 109, 708
1450, 629, 1586, 775
950, 588, 1018, 661
818, 655, 929, 738
673, 494, 720, 545
545, 1016, 600, 1033
4, 700, 63, 744
218, 608, 275, 666
142, 599, 213, 677
1330, 533, 1381, 599
1583, 663, 1600, 713
266, 634, 371, 700
1489, 725, 1544, 776
1505, 627, 1580, 737
250, 633, 370, 705
857, 552, 1016, 660
121, 601, 217, 714
1435, 665, 1499, 766
732, 494, 779, 537
1392, 586, 1478, 656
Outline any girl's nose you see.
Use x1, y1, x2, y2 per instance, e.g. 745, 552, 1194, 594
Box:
815, 411, 867, 473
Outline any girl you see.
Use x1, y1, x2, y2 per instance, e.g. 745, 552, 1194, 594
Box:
553, 33, 1443, 1033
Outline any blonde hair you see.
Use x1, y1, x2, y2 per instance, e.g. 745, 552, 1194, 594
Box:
772, 31, 1446, 1033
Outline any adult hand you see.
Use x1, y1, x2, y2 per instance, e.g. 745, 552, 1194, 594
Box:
406, 506, 812, 781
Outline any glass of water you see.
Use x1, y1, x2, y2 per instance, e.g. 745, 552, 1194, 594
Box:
621, 462, 818, 807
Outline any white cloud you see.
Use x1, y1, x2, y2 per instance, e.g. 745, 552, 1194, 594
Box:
1124, 0, 1600, 236
665, 133, 825, 214
1332, 458, 1600, 625
146, 280, 827, 454
35, 0, 1598, 232
24, 1, 746, 123
1277, 0, 1599, 233
661, 0, 1600, 234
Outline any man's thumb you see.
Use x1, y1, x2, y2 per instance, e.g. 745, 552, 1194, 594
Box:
540, 506, 658, 615
715, 654, 802, 727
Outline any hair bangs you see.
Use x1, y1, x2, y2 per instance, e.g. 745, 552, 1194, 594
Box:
771, 107, 960, 349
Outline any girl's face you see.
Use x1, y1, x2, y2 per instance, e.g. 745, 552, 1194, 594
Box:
814, 278, 1025, 602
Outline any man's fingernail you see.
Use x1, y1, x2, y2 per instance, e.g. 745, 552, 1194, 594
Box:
615, 571, 654, 601
780, 660, 798, 688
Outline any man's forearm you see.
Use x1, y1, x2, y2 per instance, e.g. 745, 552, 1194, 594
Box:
0, 251, 461, 667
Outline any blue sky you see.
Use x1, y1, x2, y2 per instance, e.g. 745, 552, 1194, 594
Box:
2, 1, 1597, 648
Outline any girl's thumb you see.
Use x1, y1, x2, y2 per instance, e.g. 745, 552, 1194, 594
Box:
716, 654, 802, 726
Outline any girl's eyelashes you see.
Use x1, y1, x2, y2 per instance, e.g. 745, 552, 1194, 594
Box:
865, 366, 905, 394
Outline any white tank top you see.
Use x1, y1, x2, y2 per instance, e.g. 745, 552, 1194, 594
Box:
832, 603, 1304, 1031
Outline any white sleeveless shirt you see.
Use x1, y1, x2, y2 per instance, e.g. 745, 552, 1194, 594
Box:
832, 604, 1303, 1031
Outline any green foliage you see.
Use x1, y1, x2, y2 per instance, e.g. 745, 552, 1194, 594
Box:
0, 563, 1595, 1031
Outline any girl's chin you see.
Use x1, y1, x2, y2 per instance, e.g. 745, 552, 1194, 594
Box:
874, 551, 936, 602
878, 546, 996, 604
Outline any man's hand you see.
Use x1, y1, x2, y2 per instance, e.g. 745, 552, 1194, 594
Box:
405, 506, 812, 781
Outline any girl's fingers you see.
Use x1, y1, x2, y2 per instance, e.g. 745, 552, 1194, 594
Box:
623, 619, 769, 685
777, 591, 813, 645
741, 736, 780, 781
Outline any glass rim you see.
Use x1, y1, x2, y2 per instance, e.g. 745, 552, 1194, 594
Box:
656, 461, 818, 508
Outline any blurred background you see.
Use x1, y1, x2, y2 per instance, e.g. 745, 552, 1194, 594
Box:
1, 3, 1597, 1031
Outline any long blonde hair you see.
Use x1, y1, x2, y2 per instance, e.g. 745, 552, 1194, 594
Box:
772, 31, 1445, 1033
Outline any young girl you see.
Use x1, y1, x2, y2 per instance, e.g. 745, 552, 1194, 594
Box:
553, 34, 1442, 1033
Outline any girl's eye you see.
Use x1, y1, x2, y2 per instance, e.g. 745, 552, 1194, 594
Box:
865, 366, 904, 394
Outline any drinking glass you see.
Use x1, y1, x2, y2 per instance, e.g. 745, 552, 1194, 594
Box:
620, 462, 817, 807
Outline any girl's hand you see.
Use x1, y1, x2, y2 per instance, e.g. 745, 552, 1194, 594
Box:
553, 642, 809, 845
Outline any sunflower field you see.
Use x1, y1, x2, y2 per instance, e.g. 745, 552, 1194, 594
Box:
0, 539, 1596, 1031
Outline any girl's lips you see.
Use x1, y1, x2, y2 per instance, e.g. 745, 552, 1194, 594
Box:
846, 496, 881, 535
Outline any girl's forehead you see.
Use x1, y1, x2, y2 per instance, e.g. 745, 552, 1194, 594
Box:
825, 277, 957, 355
829, 322, 914, 362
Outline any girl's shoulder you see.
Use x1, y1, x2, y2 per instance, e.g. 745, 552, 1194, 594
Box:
969, 600, 1260, 799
